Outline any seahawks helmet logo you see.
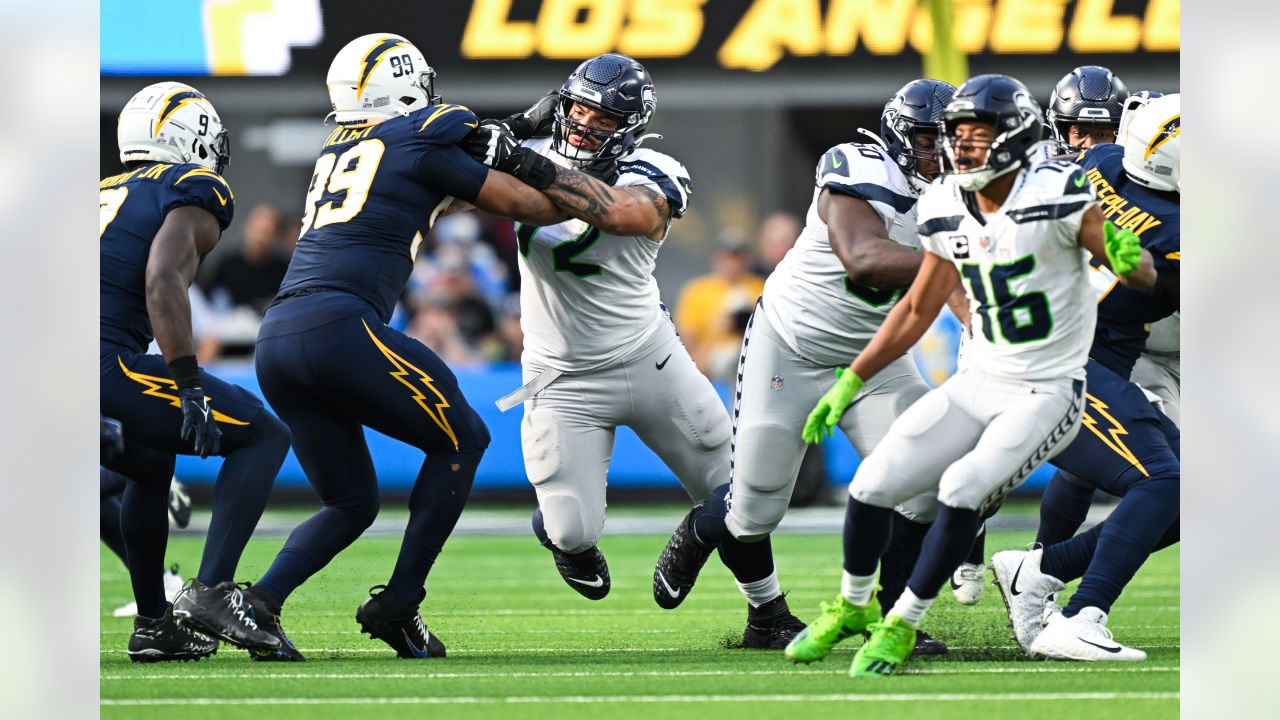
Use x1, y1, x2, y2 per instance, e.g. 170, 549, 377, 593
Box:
1145, 115, 1180, 159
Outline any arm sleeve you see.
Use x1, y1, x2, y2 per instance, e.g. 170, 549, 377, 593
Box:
166, 167, 235, 230
411, 144, 489, 205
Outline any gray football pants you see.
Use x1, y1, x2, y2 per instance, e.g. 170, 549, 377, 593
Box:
1131, 351, 1180, 427
521, 322, 731, 553
725, 306, 938, 541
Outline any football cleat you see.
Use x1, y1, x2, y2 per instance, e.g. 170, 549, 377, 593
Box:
850, 615, 916, 678
1029, 606, 1147, 661
784, 594, 881, 664
951, 562, 985, 605
653, 504, 713, 609
549, 544, 612, 601
991, 546, 1065, 652
356, 585, 446, 659
172, 578, 281, 651
113, 565, 185, 618
127, 604, 218, 663
168, 477, 192, 529
912, 629, 949, 656
741, 595, 806, 649
241, 584, 305, 662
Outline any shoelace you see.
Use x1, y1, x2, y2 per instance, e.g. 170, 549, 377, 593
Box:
811, 600, 853, 637
226, 587, 260, 631
413, 615, 428, 641
957, 565, 984, 583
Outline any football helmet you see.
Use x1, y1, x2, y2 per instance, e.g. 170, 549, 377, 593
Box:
1117, 90, 1164, 146
327, 33, 440, 126
941, 74, 1044, 192
117, 82, 230, 174
881, 78, 957, 191
1122, 93, 1180, 193
1047, 66, 1129, 151
552, 53, 656, 165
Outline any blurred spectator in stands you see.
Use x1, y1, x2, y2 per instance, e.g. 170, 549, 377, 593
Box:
201, 202, 291, 316
753, 211, 802, 277
407, 253, 505, 366
676, 229, 765, 382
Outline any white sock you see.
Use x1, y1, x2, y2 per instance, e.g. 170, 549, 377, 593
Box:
841, 569, 877, 607
738, 571, 782, 608
889, 587, 934, 628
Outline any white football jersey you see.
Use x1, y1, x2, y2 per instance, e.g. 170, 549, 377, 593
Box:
517, 137, 691, 372
1144, 312, 1179, 355
761, 143, 921, 366
917, 160, 1098, 381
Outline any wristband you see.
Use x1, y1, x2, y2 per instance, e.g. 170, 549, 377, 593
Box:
168, 355, 202, 392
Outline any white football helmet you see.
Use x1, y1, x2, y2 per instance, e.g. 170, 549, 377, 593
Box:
1122, 93, 1179, 193
327, 33, 440, 126
117, 82, 230, 173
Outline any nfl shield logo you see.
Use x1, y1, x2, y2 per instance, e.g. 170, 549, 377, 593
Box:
771, 375, 784, 391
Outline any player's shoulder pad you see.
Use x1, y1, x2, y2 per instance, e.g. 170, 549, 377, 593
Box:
411, 103, 480, 145
1019, 159, 1096, 209
816, 143, 916, 215
167, 163, 235, 230
1074, 143, 1124, 174
915, 176, 965, 237
618, 147, 692, 219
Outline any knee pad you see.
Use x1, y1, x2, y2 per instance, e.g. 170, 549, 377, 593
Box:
733, 423, 803, 495
671, 375, 731, 453
538, 492, 599, 554
251, 408, 293, 456
521, 405, 563, 486
895, 491, 939, 524
849, 452, 912, 509
936, 459, 989, 511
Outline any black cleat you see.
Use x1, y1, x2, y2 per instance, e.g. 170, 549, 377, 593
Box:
128, 604, 218, 663
240, 585, 305, 662
172, 579, 281, 651
741, 594, 806, 649
653, 504, 713, 609
912, 629, 949, 656
356, 585, 446, 659
548, 545, 611, 600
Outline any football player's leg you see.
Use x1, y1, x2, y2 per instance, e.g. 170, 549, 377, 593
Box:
1037, 470, 1096, 545
1049, 367, 1179, 618
100, 468, 129, 567
330, 320, 492, 606
1131, 353, 1180, 427
107, 443, 176, 620
1041, 515, 1179, 585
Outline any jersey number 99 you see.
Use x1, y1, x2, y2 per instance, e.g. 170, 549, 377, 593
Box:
300, 139, 386, 233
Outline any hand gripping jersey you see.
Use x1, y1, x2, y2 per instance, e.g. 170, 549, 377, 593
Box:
761, 143, 920, 367
516, 136, 691, 372
917, 160, 1098, 382
100, 162, 235, 353
1076, 143, 1180, 377
275, 103, 487, 322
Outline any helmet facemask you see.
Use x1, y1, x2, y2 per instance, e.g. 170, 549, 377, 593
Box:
879, 79, 956, 192
552, 95, 632, 166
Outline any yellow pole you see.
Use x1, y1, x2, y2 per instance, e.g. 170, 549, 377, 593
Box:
923, 0, 968, 85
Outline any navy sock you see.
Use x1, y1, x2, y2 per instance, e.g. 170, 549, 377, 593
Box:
1041, 522, 1103, 583
532, 506, 555, 549
1036, 470, 1095, 546
692, 483, 731, 547
905, 505, 983, 601
198, 411, 290, 586
965, 523, 986, 566
842, 498, 893, 577
100, 491, 129, 568
717, 535, 774, 584
1064, 472, 1178, 616
877, 512, 929, 611
386, 448, 483, 606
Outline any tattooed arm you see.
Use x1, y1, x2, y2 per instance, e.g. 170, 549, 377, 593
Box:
539, 166, 673, 243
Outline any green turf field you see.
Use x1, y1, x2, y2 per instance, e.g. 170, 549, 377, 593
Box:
100, 505, 1179, 719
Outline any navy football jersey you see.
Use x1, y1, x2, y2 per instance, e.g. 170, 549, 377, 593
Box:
276, 103, 488, 322
1077, 144, 1180, 377
100, 162, 235, 352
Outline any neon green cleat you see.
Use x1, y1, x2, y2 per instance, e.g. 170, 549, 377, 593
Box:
784, 595, 881, 664
850, 615, 917, 678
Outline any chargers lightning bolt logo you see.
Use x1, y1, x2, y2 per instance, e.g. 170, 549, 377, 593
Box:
117, 357, 247, 425
356, 37, 408, 100
362, 320, 459, 450
156, 89, 206, 132
1145, 115, 1181, 160
1080, 393, 1149, 477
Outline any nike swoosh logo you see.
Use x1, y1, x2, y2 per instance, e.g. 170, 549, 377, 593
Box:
950, 576, 964, 591
1079, 637, 1123, 653
401, 629, 428, 658
656, 570, 681, 599
1009, 558, 1025, 596
655, 354, 672, 370
831, 152, 843, 169
211, 187, 227, 206
1073, 175, 1086, 188
568, 575, 604, 588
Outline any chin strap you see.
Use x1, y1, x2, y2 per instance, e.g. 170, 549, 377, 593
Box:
633, 132, 663, 149
855, 127, 889, 150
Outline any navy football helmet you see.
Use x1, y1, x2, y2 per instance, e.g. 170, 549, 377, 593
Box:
941, 74, 1044, 191
881, 78, 957, 191
552, 53, 655, 165
1047, 65, 1129, 150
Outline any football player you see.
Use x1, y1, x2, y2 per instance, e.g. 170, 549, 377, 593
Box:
647, 79, 964, 654
993, 95, 1180, 662
1047, 65, 1130, 154
243, 33, 566, 661
785, 74, 1154, 677
102, 468, 187, 618
101, 83, 289, 660
462, 54, 800, 643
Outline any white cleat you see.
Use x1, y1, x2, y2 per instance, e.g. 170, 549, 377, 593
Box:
1029, 606, 1147, 661
112, 567, 186, 618
991, 547, 1064, 652
950, 563, 985, 605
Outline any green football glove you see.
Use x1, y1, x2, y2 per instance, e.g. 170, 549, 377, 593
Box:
1103, 220, 1142, 277
802, 368, 864, 444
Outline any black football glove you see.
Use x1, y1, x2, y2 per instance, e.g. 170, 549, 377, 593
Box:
582, 156, 620, 185
178, 387, 221, 458
101, 416, 125, 464
502, 90, 560, 140
462, 121, 520, 169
